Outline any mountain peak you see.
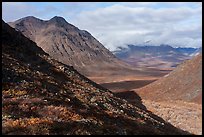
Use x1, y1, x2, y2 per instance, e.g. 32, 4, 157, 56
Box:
49, 16, 67, 24
8, 16, 44, 28
17, 16, 42, 22
160, 44, 172, 47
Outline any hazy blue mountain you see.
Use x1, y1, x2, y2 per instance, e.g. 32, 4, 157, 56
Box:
113, 44, 198, 69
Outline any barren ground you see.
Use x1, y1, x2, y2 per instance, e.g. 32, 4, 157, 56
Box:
142, 100, 202, 135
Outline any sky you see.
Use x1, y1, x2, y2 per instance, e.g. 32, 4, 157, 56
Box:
2, 2, 202, 51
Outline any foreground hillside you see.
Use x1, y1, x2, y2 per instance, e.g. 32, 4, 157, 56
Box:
2, 21, 190, 135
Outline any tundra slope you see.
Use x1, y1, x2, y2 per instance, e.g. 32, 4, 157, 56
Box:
2, 20, 190, 135
136, 53, 202, 104
135, 53, 202, 134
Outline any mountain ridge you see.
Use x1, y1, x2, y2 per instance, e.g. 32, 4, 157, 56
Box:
8, 16, 132, 76
114, 44, 198, 70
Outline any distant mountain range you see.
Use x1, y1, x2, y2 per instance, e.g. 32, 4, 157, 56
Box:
113, 44, 200, 69
175, 47, 199, 55
8, 16, 132, 76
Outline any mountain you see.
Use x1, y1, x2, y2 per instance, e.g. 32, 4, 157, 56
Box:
190, 47, 202, 57
134, 53, 202, 134
8, 16, 131, 76
136, 53, 202, 104
175, 47, 199, 55
2, 20, 190, 135
114, 44, 197, 70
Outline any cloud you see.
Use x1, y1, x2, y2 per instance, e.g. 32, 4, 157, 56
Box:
73, 3, 202, 51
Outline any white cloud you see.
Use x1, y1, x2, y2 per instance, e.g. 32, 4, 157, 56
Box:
73, 3, 202, 51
